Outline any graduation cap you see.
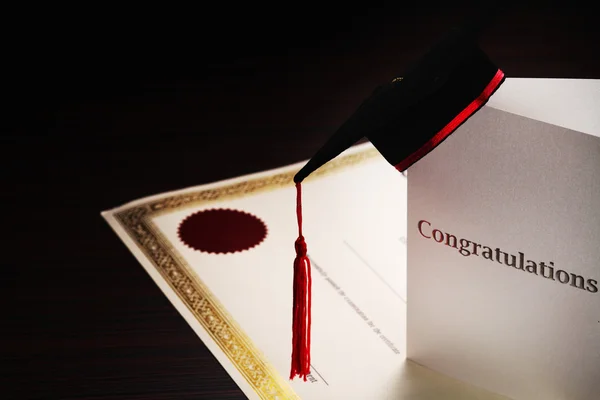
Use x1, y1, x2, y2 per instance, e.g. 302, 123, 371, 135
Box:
289, 10, 506, 381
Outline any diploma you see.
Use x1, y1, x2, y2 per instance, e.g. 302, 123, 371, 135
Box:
102, 143, 506, 399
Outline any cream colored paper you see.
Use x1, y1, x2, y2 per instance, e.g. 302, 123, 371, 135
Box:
102, 141, 506, 399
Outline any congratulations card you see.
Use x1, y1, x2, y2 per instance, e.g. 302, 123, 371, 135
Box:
407, 80, 600, 400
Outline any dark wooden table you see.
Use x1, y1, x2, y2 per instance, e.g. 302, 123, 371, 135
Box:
4, 3, 599, 399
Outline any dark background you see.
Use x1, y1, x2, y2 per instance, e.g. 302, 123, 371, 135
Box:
3, 2, 599, 399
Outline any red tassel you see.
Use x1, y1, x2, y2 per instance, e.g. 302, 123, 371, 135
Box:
290, 181, 312, 381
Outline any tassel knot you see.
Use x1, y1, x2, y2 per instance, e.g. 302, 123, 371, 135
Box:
295, 237, 307, 257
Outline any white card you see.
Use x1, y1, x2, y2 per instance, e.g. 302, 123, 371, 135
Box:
407, 79, 600, 400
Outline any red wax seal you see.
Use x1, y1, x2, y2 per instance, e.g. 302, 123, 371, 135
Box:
177, 208, 268, 254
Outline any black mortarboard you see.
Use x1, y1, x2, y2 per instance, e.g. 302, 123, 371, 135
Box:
289, 9, 506, 382
295, 16, 505, 182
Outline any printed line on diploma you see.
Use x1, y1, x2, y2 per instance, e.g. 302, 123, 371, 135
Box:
309, 255, 402, 356
343, 240, 406, 303
309, 364, 329, 386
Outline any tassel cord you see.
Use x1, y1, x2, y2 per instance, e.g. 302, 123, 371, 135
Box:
290, 182, 312, 381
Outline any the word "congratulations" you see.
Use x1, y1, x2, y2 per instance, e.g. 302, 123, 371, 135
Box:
417, 220, 598, 294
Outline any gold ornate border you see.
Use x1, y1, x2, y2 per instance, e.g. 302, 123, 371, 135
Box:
113, 146, 379, 399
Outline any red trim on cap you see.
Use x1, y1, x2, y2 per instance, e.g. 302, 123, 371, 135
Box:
394, 69, 505, 172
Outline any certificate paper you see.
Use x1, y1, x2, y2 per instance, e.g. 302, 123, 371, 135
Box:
102, 143, 506, 399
